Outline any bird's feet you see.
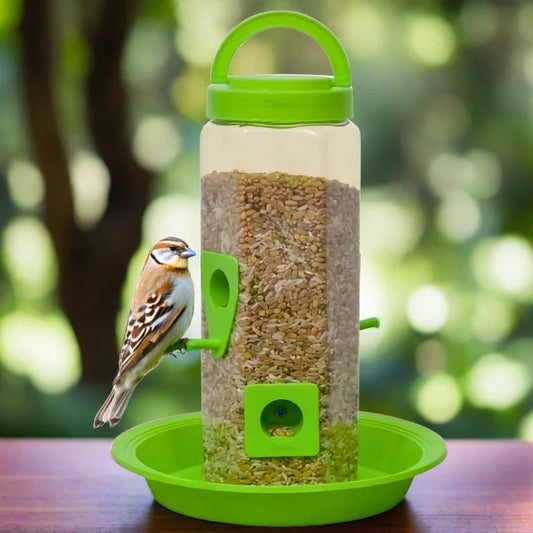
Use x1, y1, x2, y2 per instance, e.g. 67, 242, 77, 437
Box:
169, 338, 189, 358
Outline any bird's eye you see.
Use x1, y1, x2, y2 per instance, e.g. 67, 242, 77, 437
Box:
169, 246, 177, 252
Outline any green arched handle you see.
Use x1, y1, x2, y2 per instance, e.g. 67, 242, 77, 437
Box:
211, 10, 351, 87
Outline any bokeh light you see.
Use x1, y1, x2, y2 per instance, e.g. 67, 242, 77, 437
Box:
472, 295, 514, 343
0, 0, 20, 34
519, 411, 533, 441
0, 311, 81, 394
124, 21, 170, 84
472, 236, 533, 300
489, 237, 533, 294
174, 0, 239, 66
6, 159, 44, 210
361, 193, 424, 256
438, 286, 478, 343
172, 68, 210, 121
406, 14, 455, 66
133, 115, 182, 172
2, 217, 56, 300
407, 285, 449, 334
335, 3, 386, 59
466, 353, 532, 410
428, 153, 476, 198
69, 151, 110, 229
415, 373, 463, 424
436, 191, 481, 242
428, 151, 502, 199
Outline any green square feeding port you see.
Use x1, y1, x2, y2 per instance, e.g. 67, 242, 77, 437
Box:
244, 383, 319, 457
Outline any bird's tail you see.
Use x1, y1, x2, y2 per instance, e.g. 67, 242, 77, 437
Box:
93, 386, 134, 428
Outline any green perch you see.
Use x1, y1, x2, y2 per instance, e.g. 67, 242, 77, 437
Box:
359, 317, 380, 331
166, 316, 380, 357
165, 250, 380, 359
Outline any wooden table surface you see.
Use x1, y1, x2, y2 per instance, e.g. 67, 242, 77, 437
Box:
0, 439, 531, 533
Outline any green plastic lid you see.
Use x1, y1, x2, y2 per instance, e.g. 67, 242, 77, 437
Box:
207, 11, 354, 124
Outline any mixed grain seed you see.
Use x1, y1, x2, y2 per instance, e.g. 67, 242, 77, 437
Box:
202, 170, 360, 485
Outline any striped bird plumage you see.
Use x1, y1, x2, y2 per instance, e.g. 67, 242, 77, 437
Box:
94, 237, 195, 428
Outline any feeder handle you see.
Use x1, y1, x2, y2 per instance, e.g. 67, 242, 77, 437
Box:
211, 11, 351, 87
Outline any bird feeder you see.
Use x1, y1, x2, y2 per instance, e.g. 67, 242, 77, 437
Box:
112, 11, 446, 526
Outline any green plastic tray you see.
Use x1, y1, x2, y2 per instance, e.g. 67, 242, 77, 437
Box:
112, 412, 446, 527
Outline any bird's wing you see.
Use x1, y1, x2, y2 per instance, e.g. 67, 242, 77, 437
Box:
115, 288, 187, 381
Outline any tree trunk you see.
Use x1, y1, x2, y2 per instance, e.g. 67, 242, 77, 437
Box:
19, 0, 153, 384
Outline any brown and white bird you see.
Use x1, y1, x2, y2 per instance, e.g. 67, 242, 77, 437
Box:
94, 237, 195, 428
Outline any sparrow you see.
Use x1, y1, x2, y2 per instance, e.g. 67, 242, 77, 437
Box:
93, 237, 195, 428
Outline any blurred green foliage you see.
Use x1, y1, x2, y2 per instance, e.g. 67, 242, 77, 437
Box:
0, 0, 532, 439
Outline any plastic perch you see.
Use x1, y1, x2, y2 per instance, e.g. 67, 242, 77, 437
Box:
359, 317, 380, 330
165, 317, 380, 356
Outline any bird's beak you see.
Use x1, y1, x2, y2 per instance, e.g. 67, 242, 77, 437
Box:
181, 247, 196, 258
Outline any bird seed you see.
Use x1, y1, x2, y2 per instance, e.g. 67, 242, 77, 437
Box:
201, 170, 360, 485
